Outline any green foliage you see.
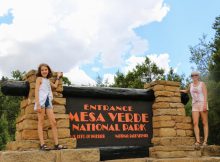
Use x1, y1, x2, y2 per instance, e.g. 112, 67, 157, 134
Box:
189, 34, 213, 76
96, 75, 105, 87
11, 70, 26, 81
112, 57, 165, 89
62, 76, 72, 86
0, 71, 23, 150
0, 114, 10, 150
112, 57, 185, 89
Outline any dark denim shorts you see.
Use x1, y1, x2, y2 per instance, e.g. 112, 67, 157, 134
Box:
41, 96, 52, 109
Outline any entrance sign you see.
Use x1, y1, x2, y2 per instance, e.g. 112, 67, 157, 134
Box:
66, 97, 153, 148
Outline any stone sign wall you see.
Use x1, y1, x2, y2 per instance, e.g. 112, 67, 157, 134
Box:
6, 70, 76, 150
144, 80, 201, 158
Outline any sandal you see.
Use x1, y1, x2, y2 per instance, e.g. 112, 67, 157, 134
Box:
202, 141, 208, 146
194, 141, 201, 150
40, 144, 51, 151
54, 144, 67, 150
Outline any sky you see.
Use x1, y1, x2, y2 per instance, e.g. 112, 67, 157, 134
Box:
0, 0, 220, 85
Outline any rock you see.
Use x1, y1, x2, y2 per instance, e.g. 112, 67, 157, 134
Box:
25, 104, 36, 114
153, 120, 175, 128
153, 116, 172, 122
159, 128, 176, 137
53, 105, 66, 114
21, 130, 47, 140
20, 99, 28, 109
154, 91, 175, 97
153, 85, 165, 91
60, 148, 100, 162
202, 145, 220, 156
170, 103, 184, 108
176, 130, 186, 137
57, 119, 70, 128
177, 108, 186, 116
155, 97, 181, 103
176, 123, 193, 130
153, 102, 170, 109
185, 130, 194, 137
48, 128, 70, 139
53, 98, 66, 105
153, 109, 178, 116
164, 86, 180, 92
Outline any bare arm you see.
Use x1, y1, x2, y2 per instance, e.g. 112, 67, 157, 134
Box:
35, 77, 42, 111
180, 85, 190, 93
202, 82, 208, 102
50, 72, 62, 89
202, 82, 208, 111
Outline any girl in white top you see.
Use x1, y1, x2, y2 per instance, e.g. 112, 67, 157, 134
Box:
180, 71, 208, 147
35, 63, 66, 150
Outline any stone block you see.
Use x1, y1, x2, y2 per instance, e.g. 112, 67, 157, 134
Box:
152, 137, 195, 146
6, 140, 39, 151
170, 103, 184, 108
172, 116, 192, 123
176, 123, 193, 130
153, 116, 172, 122
53, 105, 66, 114
177, 108, 186, 116
20, 99, 28, 109
155, 97, 181, 103
202, 145, 220, 157
154, 91, 175, 97
48, 128, 70, 139
55, 85, 63, 92
21, 130, 47, 140
153, 120, 175, 128
22, 119, 38, 130
176, 129, 186, 137
57, 119, 70, 128
164, 86, 180, 92
153, 102, 170, 109
53, 98, 66, 105
60, 148, 100, 162
186, 130, 194, 137
153, 85, 165, 91
153, 109, 178, 116
159, 128, 176, 137
25, 104, 36, 114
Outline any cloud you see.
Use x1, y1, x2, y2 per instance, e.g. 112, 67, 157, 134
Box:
123, 55, 145, 73
147, 53, 170, 73
64, 66, 96, 86
0, 0, 169, 78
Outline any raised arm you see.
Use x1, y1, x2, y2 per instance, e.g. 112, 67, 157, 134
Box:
50, 72, 63, 89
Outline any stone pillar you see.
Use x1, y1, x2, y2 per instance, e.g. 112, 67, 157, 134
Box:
6, 70, 76, 150
145, 80, 201, 158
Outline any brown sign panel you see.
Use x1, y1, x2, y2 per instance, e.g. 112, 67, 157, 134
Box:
66, 97, 153, 148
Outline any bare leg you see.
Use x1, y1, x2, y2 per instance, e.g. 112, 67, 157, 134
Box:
46, 108, 58, 145
38, 108, 45, 145
200, 111, 208, 143
192, 111, 200, 143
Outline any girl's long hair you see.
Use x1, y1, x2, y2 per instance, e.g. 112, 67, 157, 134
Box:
36, 63, 52, 78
